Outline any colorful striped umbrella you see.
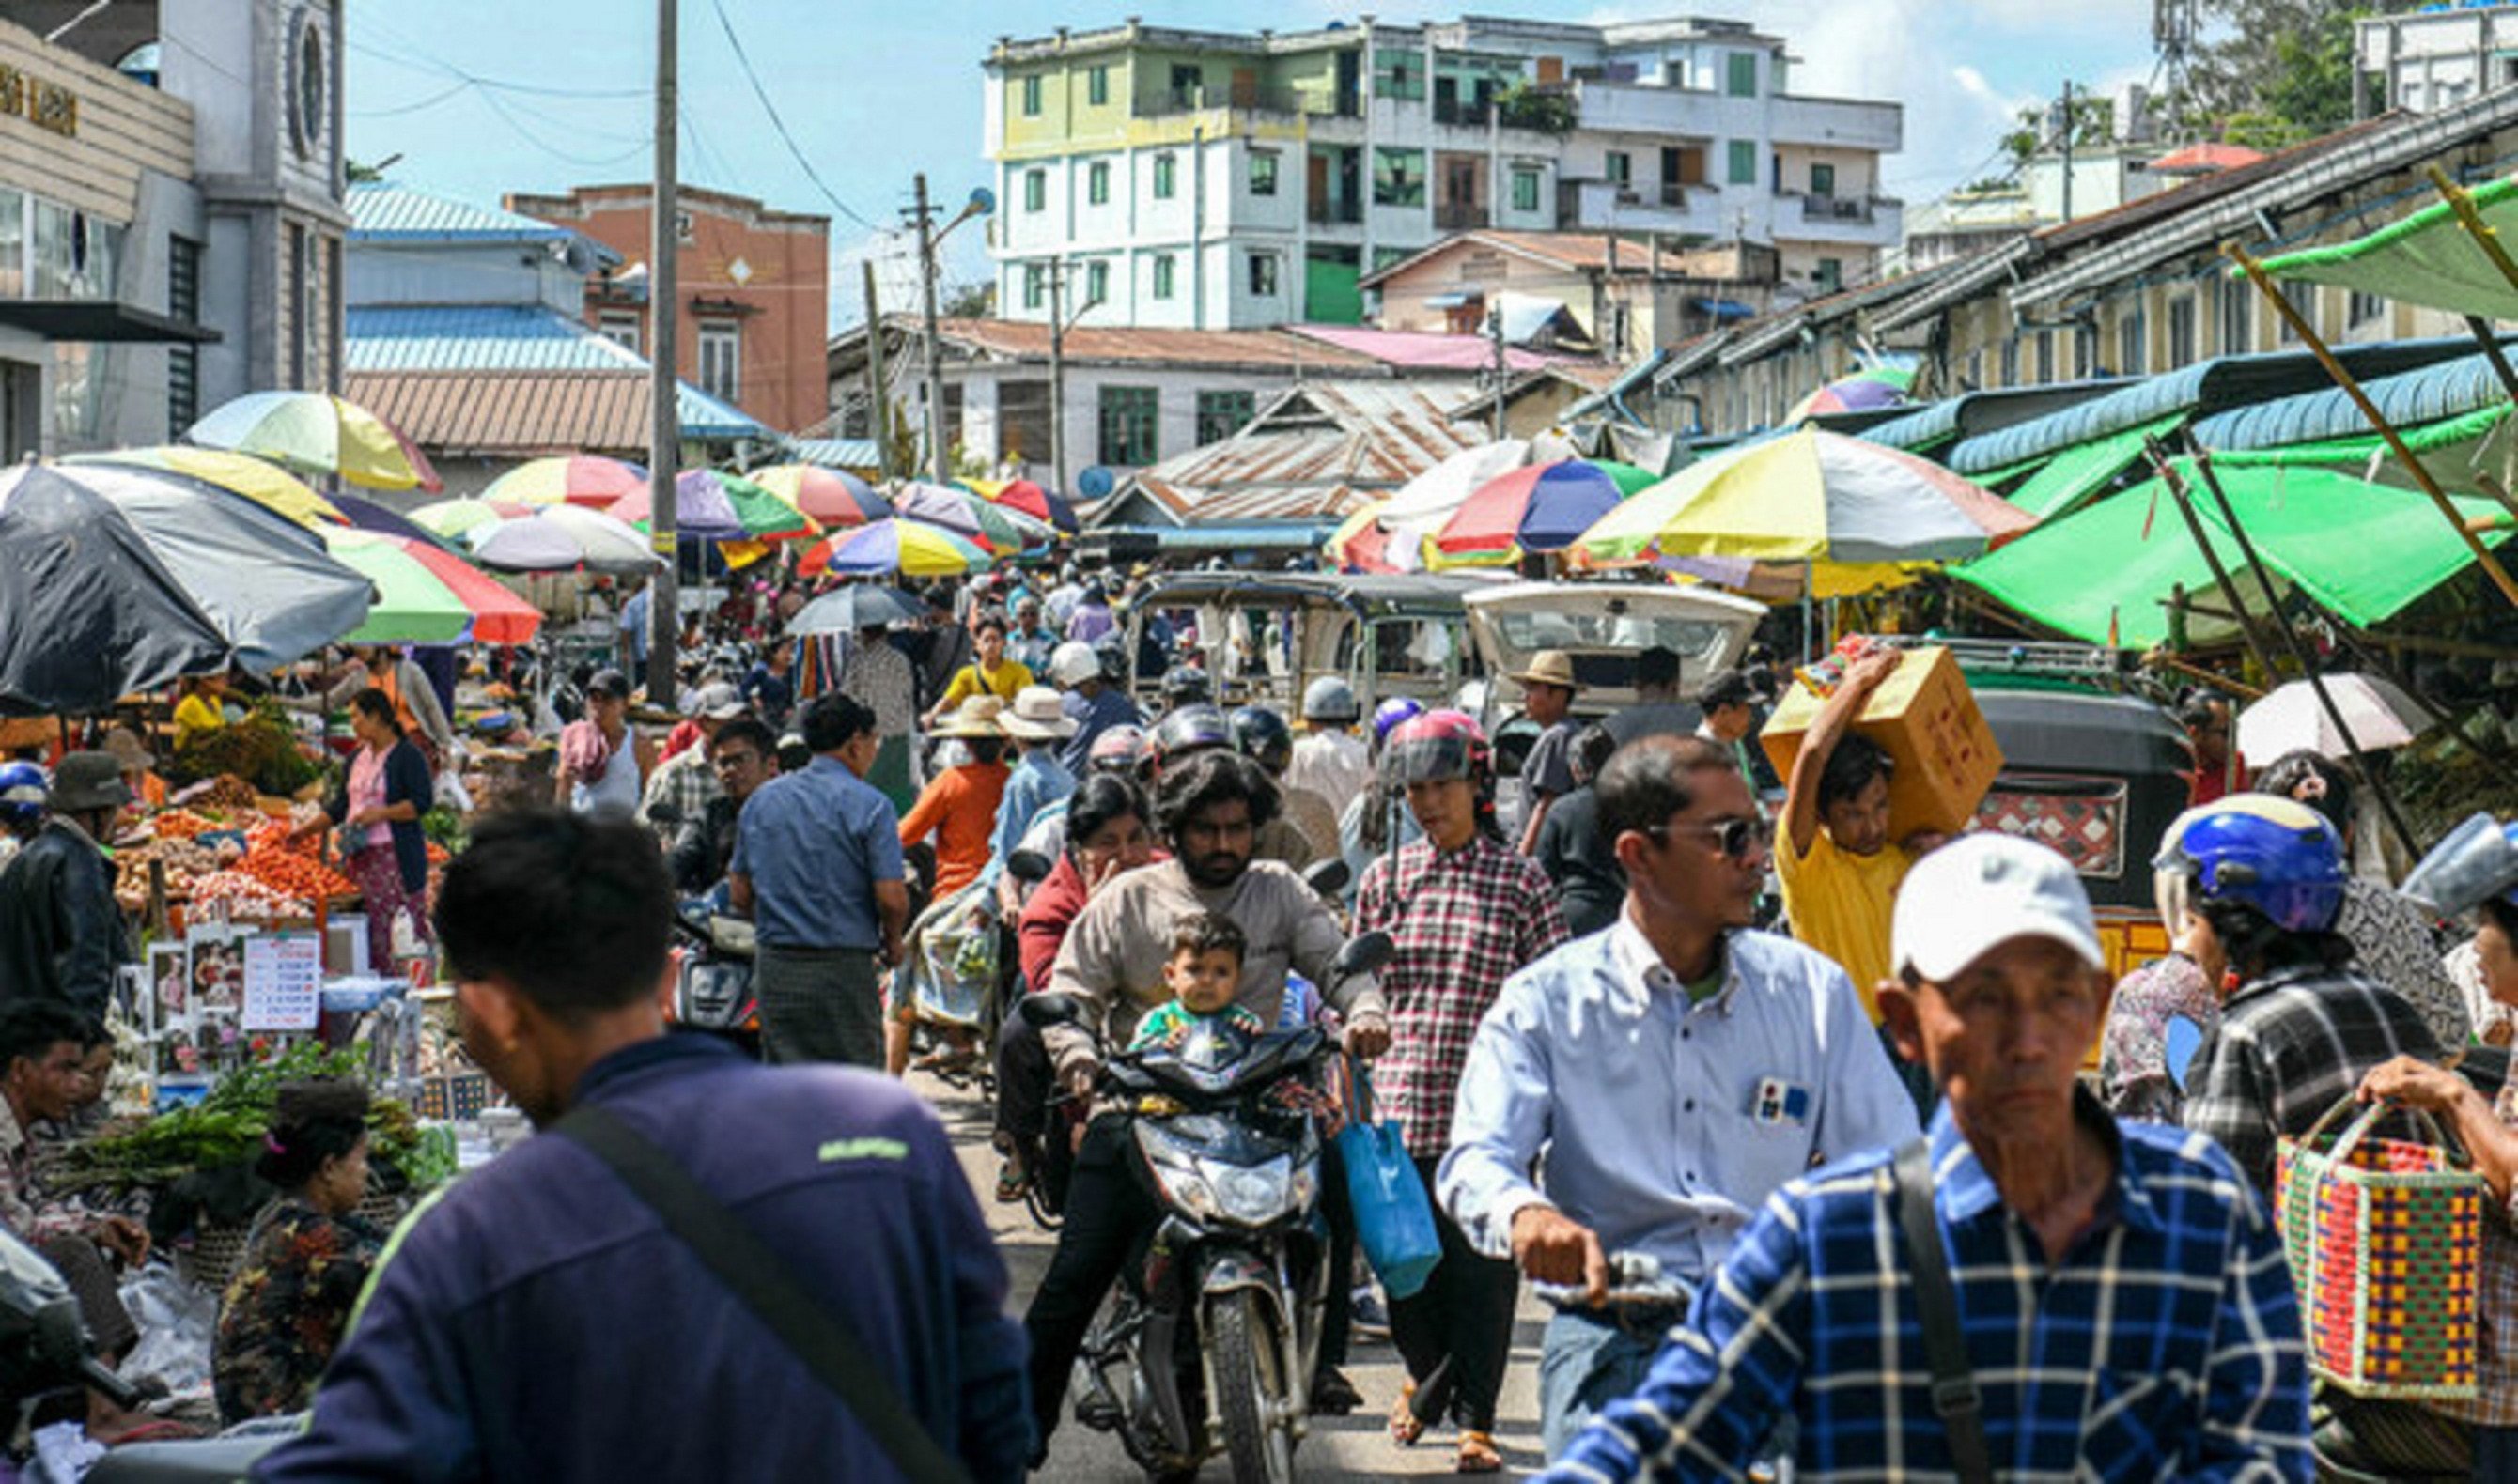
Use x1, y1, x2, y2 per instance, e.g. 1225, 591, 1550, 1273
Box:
800, 518, 993, 579
481, 455, 648, 509
409, 498, 531, 540
62, 446, 345, 528
961, 476, 1079, 534
608, 470, 816, 543
187, 391, 443, 492
895, 481, 1029, 554
750, 464, 889, 527
1435, 459, 1637, 556
320, 527, 542, 645
1784, 366, 1914, 424
1324, 501, 1397, 574
467, 505, 656, 576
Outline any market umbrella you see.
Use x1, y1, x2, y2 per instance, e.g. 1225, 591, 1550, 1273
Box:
2237, 674, 2428, 763
481, 455, 648, 510
962, 476, 1079, 534
608, 470, 815, 543
409, 498, 529, 541
1435, 459, 1637, 556
187, 390, 443, 492
894, 481, 1028, 555
1575, 428, 2036, 571
751, 463, 889, 527
468, 505, 657, 576
785, 584, 924, 635
1324, 500, 1397, 575
327, 492, 458, 549
57, 461, 374, 672
0, 465, 229, 715
62, 446, 345, 528
320, 528, 542, 645
1785, 365, 1914, 424
800, 518, 992, 579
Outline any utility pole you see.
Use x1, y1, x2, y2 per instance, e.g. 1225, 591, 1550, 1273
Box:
862, 258, 890, 482
1048, 258, 1066, 501
1486, 302, 1507, 439
645, 0, 679, 710
2059, 79, 2075, 224
913, 173, 949, 486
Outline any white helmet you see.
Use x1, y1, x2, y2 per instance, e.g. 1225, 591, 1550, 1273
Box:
1301, 675, 1361, 723
1049, 641, 1103, 688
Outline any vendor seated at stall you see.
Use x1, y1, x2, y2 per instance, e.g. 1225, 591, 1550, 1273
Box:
212, 1078, 383, 1425
172, 673, 231, 751
0, 1004, 147, 1354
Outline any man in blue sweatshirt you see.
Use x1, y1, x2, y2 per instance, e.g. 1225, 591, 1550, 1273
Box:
256, 809, 1030, 1483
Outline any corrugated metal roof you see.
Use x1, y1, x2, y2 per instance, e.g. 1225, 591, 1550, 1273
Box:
1283, 323, 1576, 373
347, 305, 645, 374
348, 182, 574, 242
2191, 350, 2510, 451
934, 317, 1383, 371
676, 382, 769, 440
1858, 379, 2137, 453
789, 438, 880, 470
345, 370, 769, 455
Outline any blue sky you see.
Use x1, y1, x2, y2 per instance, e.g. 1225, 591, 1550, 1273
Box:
344, 0, 2163, 328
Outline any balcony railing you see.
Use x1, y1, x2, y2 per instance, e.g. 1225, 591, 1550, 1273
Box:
1434, 202, 1489, 231
1308, 199, 1364, 225
1146, 84, 1358, 119
1432, 98, 1495, 127
1797, 193, 1874, 224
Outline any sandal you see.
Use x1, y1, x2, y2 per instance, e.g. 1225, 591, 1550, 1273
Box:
1456, 1430, 1502, 1475
1388, 1383, 1425, 1447
988, 1133, 1029, 1204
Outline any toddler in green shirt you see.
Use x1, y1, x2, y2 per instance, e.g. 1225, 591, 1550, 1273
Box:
1130, 911, 1264, 1050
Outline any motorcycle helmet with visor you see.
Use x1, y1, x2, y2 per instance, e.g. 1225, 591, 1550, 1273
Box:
0, 763, 46, 830
1383, 710, 1493, 789
2401, 812, 2518, 920
2153, 793, 2349, 935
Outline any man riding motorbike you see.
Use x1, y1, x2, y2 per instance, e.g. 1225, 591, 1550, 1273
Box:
1024, 750, 1390, 1459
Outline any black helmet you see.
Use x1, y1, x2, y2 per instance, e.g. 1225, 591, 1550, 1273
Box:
1150, 703, 1234, 772
1161, 665, 1213, 705
1228, 705, 1293, 769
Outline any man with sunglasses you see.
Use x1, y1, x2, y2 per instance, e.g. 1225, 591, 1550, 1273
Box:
1439, 734, 1916, 1461
667, 719, 778, 897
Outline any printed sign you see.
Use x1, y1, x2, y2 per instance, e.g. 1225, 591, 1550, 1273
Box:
241, 933, 323, 1031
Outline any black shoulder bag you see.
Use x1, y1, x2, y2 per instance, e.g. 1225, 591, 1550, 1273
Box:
553, 1104, 974, 1484
1891, 1136, 1997, 1484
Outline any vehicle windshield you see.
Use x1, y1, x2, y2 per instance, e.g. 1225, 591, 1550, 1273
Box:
1484, 609, 1739, 688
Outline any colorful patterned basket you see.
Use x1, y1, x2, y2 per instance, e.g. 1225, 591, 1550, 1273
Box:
2276, 1095, 2483, 1400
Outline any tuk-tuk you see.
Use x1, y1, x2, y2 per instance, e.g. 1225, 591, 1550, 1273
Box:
1118, 572, 1505, 715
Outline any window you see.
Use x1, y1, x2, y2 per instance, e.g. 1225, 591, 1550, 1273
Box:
288, 223, 308, 387
1024, 169, 1046, 212
1511, 167, 1540, 213
1098, 385, 1159, 466
2117, 304, 2145, 375
2167, 293, 2196, 366
1248, 252, 1280, 297
1153, 254, 1176, 300
598, 310, 641, 353
167, 234, 199, 435
1153, 153, 1177, 199
1000, 379, 1050, 463
2348, 289, 2384, 327
1250, 150, 1279, 196
1605, 151, 1632, 186
1373, 147, 1425, 207
1726, 140, 1756, 185
1375, 49, 1424, 100
1810, 162, 1836, 198
1020, 75, 1043, 116
0, 189, 21, 297
1087, 65, 1110, 106
1170, 63, 1203, 102
1814, 256, 1842, 293
1196, 390, 1256, 445
1372, 246, 1414, 271
1087, 161, 1111, 206
2279, 282, 2314, 343
1999, 336, 2018, 385
698, 320, 740, 404
1022, 263, 1047, 310
1727, 52, 1759, 98
2217, 274, 2252, 355
1085, 259, 1110, 306
2034, 329, 2054, 383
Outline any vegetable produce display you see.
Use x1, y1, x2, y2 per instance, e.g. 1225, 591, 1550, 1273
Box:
53, 1044, 432, 1196
166, 703, 327, 798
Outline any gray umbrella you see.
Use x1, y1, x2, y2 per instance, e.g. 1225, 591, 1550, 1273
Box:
786, 584, 922, 636
0, 464, 230, 716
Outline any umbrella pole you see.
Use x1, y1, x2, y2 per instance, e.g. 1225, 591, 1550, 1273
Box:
2184, 447, 2424, 861
1799, 564, 1815, 663
2324, 617, 2518, 783
2145, 439, 2285, 682
2226, 243, 2518, 610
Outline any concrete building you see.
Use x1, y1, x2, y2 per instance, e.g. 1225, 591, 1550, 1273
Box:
1, 1, 348, 457
2355, 0, 2518, 116
1360, 230, 1778, 354
505, 182, 829, 436
983, 13, 1901, 332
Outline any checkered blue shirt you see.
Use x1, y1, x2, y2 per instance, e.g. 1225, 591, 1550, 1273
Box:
1546, 1094, 2310, 1483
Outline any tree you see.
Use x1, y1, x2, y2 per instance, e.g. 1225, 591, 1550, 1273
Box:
2001, 93, 2116, 165
2184, 1, 2364, 141
941, 281, 995, 318
1497, 82, 1577, 136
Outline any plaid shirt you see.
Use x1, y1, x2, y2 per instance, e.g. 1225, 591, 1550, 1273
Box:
1356, 834, 1567, 1157
638, 746, 721, 833
2181, 963, 2441, 1200
1547, 1094, 2311, 1484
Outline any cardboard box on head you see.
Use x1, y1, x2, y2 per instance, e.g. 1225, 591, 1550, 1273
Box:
1759, 645, 2004, 840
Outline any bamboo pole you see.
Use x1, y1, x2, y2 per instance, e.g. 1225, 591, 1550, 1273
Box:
2225, 242, 2518, 608
2143, 438, 2285, 679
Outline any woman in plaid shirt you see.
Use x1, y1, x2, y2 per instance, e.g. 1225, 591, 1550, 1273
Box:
1356, 710, 1569, 1474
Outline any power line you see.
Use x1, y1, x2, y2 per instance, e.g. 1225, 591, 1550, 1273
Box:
349, 80, 474, 118
344, 19, 646, 100
705, 0, 879, 231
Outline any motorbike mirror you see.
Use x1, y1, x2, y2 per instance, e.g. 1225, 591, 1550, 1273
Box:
1333, 930, 1394, 980
1018, 993, 1083, 1029
1302, 858, 1352, 896
1006, 849, 1053, 886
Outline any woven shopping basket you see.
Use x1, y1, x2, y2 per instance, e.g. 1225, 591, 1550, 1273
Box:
2276, 1094, 2484, 1400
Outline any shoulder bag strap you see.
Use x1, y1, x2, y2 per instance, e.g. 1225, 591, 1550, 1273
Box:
1891, 1136, 1997, 1484
552, 1104, 973, 1484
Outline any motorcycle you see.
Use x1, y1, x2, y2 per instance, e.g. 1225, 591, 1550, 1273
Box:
1022, 928, 1391, 1484
668, 896, 761, 1058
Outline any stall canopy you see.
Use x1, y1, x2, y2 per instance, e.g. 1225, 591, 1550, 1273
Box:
0, 466, 229, 716
1956, 460, 2517, 647
2253, 174, 2518, 320
2002, 414, 2187, 519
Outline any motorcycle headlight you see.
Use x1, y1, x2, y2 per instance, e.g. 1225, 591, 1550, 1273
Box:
1138, 1123, 1224, 1223
1198, 1154, 1293, 1227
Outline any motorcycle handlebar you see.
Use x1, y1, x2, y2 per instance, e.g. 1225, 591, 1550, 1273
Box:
80, 1355, 144, 1412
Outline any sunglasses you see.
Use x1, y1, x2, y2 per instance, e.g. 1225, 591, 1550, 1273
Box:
1644, 816, 1772, 859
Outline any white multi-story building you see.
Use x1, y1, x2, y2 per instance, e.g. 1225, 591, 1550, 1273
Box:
2355, 1, 2518, 116
983, 14, 1903, 331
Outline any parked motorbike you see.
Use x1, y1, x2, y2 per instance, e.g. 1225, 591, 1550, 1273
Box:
668, 897, 761, 1058
1022, 928, 1391, 1484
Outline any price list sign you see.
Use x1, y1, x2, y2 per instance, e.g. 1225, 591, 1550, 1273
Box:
242, 933, 324, 1031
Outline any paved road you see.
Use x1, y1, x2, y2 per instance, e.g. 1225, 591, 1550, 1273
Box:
916, 1073, 1554, 1480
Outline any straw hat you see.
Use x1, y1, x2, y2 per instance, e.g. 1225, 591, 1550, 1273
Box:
932, 694, 1007, 739
1511, 650, 1580, 691
1001, 686, 1078, 742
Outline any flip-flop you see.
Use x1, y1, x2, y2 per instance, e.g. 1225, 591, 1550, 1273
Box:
1456, 1430, 1502, 1474
1388, 1383, 1425, 1447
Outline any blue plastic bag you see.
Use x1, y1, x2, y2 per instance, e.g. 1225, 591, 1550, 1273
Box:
1336, 1067, 1441, 1301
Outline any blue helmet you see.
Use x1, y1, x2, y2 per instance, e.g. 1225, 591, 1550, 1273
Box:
0, 762, 46, 829
2153, 794, 2348, 935
1371, 696, 1424, 746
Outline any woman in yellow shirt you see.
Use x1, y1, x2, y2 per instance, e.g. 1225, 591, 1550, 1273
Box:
922, 614, 1032, 729
172, 674, 231, 751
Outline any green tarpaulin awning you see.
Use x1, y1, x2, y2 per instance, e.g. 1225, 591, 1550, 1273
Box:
1956, 459, 2515, 647
2208, 402, 2514, 498
2252, 175, 2518, 321
2005, 413, 2186, 519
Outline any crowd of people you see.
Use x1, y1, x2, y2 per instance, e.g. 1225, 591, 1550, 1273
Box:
4, 547, 2518, 1482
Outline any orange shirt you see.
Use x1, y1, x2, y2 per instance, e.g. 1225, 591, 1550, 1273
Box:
899, 761, 1009, 901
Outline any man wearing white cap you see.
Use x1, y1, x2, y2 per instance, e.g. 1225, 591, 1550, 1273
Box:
1544, 832, 2311, 1483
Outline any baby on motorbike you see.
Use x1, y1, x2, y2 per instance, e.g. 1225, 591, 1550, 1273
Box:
1129, 912, 1264, 1049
